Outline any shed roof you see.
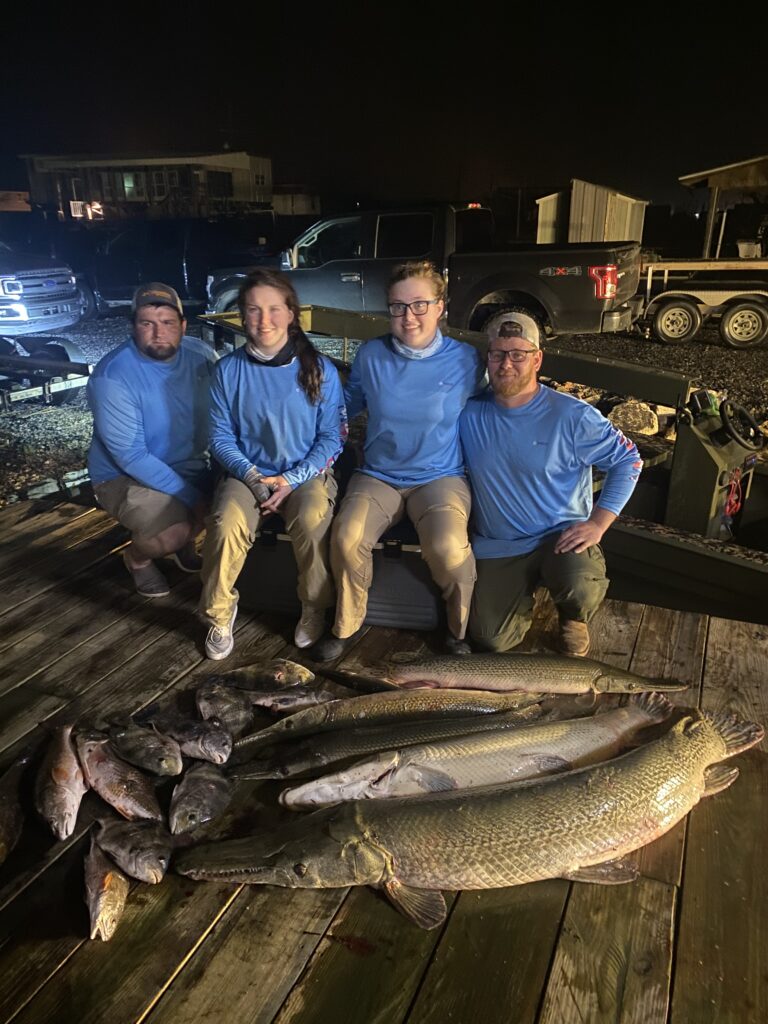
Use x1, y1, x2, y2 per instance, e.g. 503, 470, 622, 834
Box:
679, 155, 768, 189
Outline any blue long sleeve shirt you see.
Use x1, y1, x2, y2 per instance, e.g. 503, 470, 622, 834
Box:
345, 333, 485, 487
459, 385, 642, 558
87, 336, 216, 509
209, 349, 346, 488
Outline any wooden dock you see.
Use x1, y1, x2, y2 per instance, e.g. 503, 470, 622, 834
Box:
0, 497, 766, 1024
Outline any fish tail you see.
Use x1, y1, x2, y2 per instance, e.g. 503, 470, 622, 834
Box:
628, 691, 675, 723
705, 713, 765, 757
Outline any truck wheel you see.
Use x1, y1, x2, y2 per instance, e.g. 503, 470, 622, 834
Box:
481, 307, 545, 344
77, 283, 98, 322
718, 302, 768, 349
652, 301, 702, 344
201, 291, 240, 348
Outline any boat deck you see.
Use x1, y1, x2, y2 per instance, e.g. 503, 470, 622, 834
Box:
0, 497, 766, 1024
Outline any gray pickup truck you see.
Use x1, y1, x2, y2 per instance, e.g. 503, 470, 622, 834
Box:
0, 241, 82, 336
206, 204, 643, 338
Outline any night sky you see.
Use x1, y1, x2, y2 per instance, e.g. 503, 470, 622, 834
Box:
2, 6, 765, 209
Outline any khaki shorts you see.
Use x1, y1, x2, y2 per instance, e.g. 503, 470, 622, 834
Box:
94, 475, 191, 543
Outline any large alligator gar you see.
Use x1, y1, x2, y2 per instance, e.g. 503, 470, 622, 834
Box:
230, 704, 545, 781
176, 710, 763, 929
232, 689, 542, 757
325, 653, 685, 694
280, 691, 675, 808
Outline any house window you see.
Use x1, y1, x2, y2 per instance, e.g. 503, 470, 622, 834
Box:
123, 172, 147, 200
100, 172, 113, 201
168, 169, 179, 188
152, 171, 167, 200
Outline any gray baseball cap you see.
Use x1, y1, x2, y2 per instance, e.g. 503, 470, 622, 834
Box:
495, 314, 541, 349
132, 282, 184, 317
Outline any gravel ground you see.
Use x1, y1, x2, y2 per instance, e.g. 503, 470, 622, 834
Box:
1, 315, 766, 508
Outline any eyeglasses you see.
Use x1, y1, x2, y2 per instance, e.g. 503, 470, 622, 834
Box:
388, 299, 440, 317
488, 349, 539, 364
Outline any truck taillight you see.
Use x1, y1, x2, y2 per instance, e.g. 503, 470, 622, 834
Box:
588, 265, 618, 300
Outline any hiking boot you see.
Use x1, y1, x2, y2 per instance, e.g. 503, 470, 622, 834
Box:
168, 542, 203, 573
205, 605, 238, 661
308, 626, 365, 663
558, 619, 590, 658
294, 606, 326, 649
445, 633, 472, 656
123, 552, 170, 598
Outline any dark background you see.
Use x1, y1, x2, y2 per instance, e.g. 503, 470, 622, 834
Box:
1, 4, 764, 209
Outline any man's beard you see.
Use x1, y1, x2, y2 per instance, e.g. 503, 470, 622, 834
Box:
493, 366, 536, 398
144, 342, 177, 362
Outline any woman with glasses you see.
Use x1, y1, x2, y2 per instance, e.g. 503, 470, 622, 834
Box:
310, 260, 485, 661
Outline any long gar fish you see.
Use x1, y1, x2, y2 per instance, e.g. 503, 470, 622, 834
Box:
230, 705, 545, 781
280, 691, 675, 808
176, 710, 763, 929
233, 689, 542, 757
323, 652, 685, 694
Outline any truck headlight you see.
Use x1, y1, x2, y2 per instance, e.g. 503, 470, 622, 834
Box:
0, 277, 23, 297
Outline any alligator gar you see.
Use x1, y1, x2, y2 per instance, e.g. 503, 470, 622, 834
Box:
280, 691, 674, 808
325, 652, 685, 694
176, 710, 763, 929
230, 704, 545, 781
232, 688, 542, 757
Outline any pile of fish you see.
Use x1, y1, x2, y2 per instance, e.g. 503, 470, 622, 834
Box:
0, 657, 329, 942
174, 651, 765, 930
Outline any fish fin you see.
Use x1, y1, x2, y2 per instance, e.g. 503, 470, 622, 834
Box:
627, 691, 675, 723
311, 668, 399, 693
408, 765, 458, 793
388, 652, 423, 665
530, 753, 572, 775
563, 858, 639, 885
703, 713, 765, 758
383, 879, 447, 929
703, 764, 739, 796
400, 680, 440, 690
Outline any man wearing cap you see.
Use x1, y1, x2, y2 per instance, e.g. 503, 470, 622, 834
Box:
459, 317, 642, 656
87, 282, 216, 597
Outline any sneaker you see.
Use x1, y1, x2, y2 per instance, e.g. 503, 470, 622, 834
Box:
308, 626, 365, 663
294, 606, 326, 649
123, 552, 170, 598
558, 619, 590, 658
445, 633, 472, 656
205, 605, 238, 661
168, 542, 203, 573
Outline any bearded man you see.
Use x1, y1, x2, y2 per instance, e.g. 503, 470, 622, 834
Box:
459, 317, 642, 657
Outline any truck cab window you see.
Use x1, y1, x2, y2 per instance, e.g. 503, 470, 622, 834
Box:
375, 214, 433, 258
296, 218, 362, 268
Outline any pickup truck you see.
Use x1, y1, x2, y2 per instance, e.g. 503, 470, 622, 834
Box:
205, 204, 643, 338
0, 241, 82, 336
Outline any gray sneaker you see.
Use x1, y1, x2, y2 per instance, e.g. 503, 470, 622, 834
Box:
205, 605, 238, 660
123, 553, 170, 598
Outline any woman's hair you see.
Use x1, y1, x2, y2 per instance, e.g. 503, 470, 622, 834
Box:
387, 260, 447, 304
237, 268, 323, 404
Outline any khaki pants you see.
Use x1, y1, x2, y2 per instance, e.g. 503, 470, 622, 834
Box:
330, 473, 475, 639
200, 473, 338, 628
469, 536, 609, 652
94, 475, 191, 544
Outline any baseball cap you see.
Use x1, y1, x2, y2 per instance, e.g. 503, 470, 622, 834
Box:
495, 314, 540, 349
132, 282, 184, 317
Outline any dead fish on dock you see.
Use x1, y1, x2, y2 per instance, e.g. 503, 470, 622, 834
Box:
196, 680, 351, 738
328, 652, 685, 694
169, 763, 232, 835
0, 756, 29, 866
108, 721, 183, 777
233, 688, 541, 757
149, 715, 232, 764
231, 705, 544, 781
96, 818, 173, 885
177, 710, 763, 929
281, 691, 674, 808
75, 730, 163, 822
213, 658, 316, 690
34, 724, 88, 839
84, 834, 130, 941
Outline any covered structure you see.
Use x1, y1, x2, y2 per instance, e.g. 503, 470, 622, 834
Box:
679, 155, 768, 257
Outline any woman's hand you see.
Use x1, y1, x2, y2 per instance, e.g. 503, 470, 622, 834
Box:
259, 475, 293, 514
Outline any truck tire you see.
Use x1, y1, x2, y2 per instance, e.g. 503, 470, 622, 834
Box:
481, 306, 546, 344
201, 290, 240, 348
652, 300, 702, 344
77, 283, 98, 322
718, 302, 768, 349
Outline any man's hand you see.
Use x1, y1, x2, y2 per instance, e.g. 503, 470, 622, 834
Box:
554, 509, 616, 555
244, 466, 271, 504
259, 475, 293, 514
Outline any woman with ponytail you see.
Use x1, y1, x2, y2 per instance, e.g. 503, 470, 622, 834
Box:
200, 268, 346, 660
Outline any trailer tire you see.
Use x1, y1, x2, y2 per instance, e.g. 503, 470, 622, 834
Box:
652, 300, 702, 344
37, 343, 85, 405
481, 306, 546, 344
718, 302, 768, 349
